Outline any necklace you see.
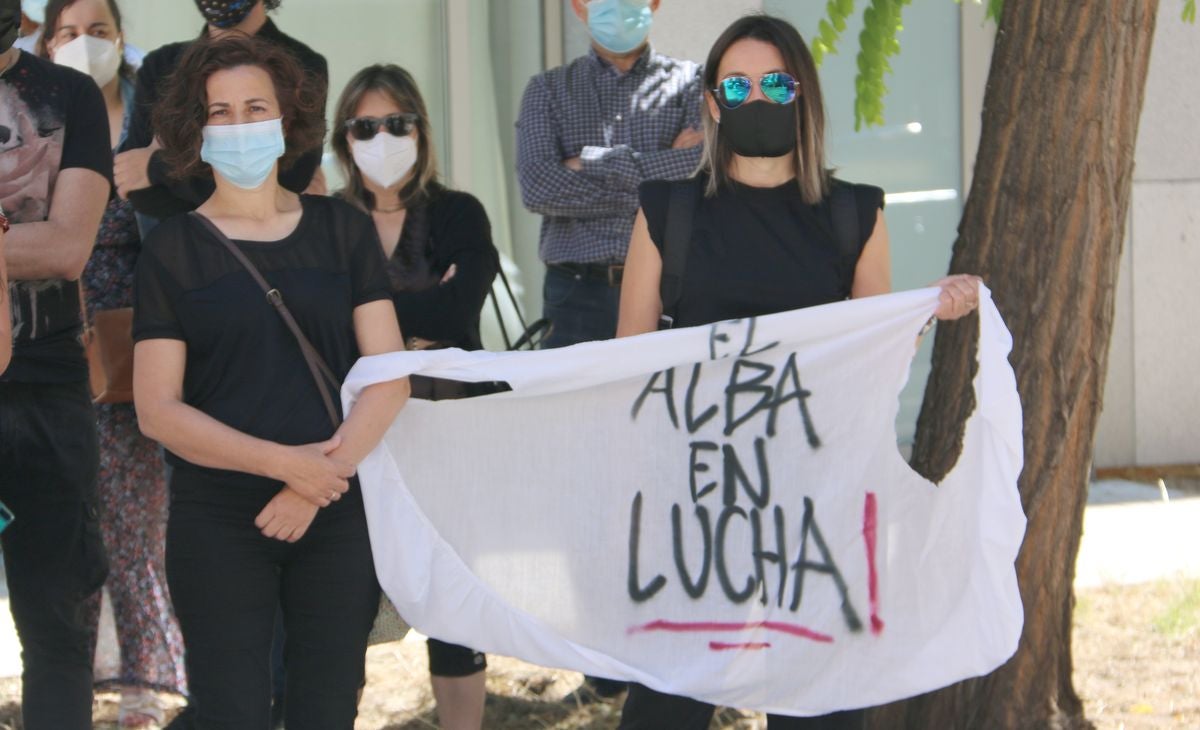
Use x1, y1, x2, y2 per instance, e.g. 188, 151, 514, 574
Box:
373, 204, 405, 214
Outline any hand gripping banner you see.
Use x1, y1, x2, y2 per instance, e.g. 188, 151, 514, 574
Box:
342, 286, 1026, 716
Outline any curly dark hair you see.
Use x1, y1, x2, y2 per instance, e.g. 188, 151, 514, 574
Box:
153, 33, 326, 182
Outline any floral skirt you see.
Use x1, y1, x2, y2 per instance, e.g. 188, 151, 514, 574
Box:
84, 403, 187, 695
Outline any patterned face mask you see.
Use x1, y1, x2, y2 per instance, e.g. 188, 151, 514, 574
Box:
194, 0, 256, 29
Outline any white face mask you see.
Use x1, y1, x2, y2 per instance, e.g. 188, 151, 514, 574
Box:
350, 132, 418, 190
53, 35, 122, 88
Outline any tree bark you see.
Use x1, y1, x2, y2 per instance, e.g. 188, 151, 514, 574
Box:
869, 1, 1159, 728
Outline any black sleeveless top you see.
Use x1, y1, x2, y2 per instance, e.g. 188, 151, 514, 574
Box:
639, 176, 884, 329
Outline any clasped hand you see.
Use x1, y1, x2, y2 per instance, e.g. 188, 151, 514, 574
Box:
276, 435, 355, 507
255, 436, 355, 542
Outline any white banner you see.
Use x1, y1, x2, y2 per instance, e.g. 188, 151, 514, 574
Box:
343, 287, 1026, 716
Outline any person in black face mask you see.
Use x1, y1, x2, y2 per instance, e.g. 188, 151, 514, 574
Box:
614, 14, 981, 730
112, 0, 327, 238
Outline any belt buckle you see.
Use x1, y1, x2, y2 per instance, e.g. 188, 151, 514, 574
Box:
607, 264, 624, 287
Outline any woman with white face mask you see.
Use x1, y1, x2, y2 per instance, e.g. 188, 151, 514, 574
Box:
328, 62, 496, 730
39, 1, 187, 727
331, 65, 499, 730
133, 35, 409, 729
39, 0, 127, 149
333, 64, 500, 356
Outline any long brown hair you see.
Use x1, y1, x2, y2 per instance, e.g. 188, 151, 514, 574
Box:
153, 34, 326, 181
700, 14, 829, 203
36, 0, 133, 81
331, 64, 439, 211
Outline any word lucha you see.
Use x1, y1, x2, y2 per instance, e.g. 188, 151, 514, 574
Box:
626, 318, 865, 634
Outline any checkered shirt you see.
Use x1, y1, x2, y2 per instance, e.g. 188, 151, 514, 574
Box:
516, 47, 704, 264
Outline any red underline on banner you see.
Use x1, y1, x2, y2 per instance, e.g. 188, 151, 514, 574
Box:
627, 620, 833, 643
708, 641, 772, 651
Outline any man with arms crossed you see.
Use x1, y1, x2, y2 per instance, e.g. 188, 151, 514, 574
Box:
517, 0, 703, 350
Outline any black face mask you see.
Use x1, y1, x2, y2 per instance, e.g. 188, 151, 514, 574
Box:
195, 0, 256, 29
718, 100, 798, 158
0, 0, 20, 55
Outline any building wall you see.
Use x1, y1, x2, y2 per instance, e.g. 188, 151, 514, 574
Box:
1094, 2, 1200, 467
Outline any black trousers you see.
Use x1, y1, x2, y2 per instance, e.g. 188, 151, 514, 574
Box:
619, 684, 866, 730
165, 472, 380, 730
0, 380, 108, 730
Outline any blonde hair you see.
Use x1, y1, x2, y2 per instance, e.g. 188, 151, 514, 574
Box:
332, 64, 439, 210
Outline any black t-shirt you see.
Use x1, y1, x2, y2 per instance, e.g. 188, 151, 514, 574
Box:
121, 19, 328, 219
1, 51, 114, 383
133, 195, 390, 489
639, 175, 884, 328
385, 184, 499, 351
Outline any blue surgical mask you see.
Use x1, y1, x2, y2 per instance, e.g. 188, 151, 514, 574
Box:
200, 117, 286, 190
586, 0, 652, 55
20, 0, 47, 25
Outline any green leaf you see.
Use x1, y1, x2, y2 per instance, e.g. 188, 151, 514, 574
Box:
813, 0, 856, 67
850, 0, 908, 130
1185, 0, 1197, 23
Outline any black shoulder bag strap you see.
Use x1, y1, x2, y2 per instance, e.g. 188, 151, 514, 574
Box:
189, 211, 342, 429
829, 181, 861, 263
658, 177, 702, 330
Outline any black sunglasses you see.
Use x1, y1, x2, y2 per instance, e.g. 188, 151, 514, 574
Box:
344, 113, 419, 141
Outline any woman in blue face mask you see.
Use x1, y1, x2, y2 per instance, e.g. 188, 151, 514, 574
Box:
132, 34, 409, 729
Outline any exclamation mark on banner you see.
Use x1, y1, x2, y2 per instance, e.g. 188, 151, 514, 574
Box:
863, 492, 884, 636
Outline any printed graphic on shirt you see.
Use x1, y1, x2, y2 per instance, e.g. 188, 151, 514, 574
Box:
1, 62, 72, 345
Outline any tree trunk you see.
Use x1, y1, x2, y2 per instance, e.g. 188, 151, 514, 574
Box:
869, 1, 1158, 728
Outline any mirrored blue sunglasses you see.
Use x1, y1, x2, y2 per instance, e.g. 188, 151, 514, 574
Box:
712, 72, 799, 110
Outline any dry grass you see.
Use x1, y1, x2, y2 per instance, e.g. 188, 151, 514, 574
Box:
0, 579, 1193, 729
1074, 579, 1200, 729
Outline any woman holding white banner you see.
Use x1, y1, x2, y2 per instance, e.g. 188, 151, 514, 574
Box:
331, 63, 499, 730
130, 35, 409, 729
616, 13, 979, 729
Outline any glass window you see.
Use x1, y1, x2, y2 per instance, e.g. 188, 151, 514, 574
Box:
763, 2, 964, 447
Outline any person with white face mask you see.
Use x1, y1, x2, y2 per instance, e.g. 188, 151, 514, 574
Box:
17, 0, 142, 64
40, 0, 132, 150
331, 64, 499, 730
39, 2, 187, 728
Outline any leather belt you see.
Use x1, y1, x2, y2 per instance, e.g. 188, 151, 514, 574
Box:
548, 262, 624, 287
